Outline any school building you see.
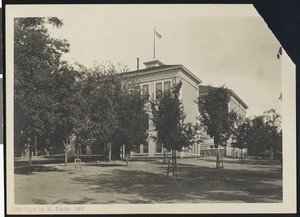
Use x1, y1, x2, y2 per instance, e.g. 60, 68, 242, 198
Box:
120, 59, 248, 158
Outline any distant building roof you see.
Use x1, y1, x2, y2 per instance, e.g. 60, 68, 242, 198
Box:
121, 60, 202, 84
199, 85, 248, 109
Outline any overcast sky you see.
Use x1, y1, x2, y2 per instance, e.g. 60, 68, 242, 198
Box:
15, 4, 282, 117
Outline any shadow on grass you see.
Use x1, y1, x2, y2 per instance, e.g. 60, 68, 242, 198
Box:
72, 162, 282, 204
14, 165, 65, 175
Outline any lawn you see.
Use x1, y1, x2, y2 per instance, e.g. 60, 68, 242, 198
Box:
14, 156, 282, 204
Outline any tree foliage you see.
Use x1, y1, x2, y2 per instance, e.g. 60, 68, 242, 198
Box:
151, 81, 198, 152
231, 117, 251, 150
198, 86, 237, 147
14, 17, 70, 163
232, 109, 282, 158
48, 63, 81, 164
75, 63, 123, 157
75, 62, 148, 164
151, 81, 199, 175
114, 80, 149, 164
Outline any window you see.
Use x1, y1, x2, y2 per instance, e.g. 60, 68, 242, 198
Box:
155, 80, 172, 100
155, 83, 163, 100
142, 84, 150, 100
134, 145, 140, 153
143, 143, 148, 153
164, 81, 171, 92
156, 141, 163, 153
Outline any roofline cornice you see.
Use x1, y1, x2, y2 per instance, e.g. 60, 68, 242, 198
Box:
121, 65, 202, 84
229, 89, 249, 109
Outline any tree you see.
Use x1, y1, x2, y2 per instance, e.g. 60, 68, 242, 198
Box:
151, 81, 199, 176
75, 63, 123, 162
233, 109, 282, 160
198, 85, 237, 168
231, 117, 251, 162
75, 62, 148, 165
14, 17, 70, 165
263, 109, 282, 159
114, 80, 149, 166
47, 62, 81, 165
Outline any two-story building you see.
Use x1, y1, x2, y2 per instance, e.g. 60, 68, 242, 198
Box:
120, 59, 202, 157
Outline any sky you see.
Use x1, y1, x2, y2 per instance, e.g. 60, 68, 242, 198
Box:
17, 4, 283, 117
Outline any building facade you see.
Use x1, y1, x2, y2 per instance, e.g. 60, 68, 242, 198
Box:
121, 60, 248, 158
121, 60, 202, 157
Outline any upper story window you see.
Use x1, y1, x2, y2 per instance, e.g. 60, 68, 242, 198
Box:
164, 81, 171, 92
142, 84, 150, 100
155, 83, 163, 100
155, 80, 172, 100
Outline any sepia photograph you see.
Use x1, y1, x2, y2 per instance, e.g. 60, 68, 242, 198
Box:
5, 3, 296, 215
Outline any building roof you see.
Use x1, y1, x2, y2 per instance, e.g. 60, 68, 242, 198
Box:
121, 60, 202, 84
143, 59, 164, 68
198, 85, 249, 109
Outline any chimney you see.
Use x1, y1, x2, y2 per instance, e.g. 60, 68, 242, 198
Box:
137, 58, 139, 70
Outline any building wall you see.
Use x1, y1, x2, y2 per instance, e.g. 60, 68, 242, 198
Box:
226, 95, 247, 156
180, 73, 198, 124
229, 95, 246, 117
125, 68, 201, 157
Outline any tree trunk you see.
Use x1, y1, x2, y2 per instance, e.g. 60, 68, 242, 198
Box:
175, 152, 178, 175
34, 135, 37, 156
216, 147, 224, 169
28, 143, 32, 166
169, 150, 178, 176
172, 151, 175, 176
163, 150, 166, 163
270, 146, 273, 159
64, 143, 68, 166
126, 150, 130, 166
108, 144, 112, 162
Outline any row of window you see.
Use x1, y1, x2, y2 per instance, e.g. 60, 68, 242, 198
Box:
142, 81, 172, 100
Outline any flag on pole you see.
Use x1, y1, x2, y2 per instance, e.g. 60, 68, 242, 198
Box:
155, 31, 162, 39
277, 46, 282, 59
279, 46, 282, 55
278, 93, 282, 101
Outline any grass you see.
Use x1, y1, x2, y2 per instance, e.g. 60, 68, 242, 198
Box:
14, 156, 282, 204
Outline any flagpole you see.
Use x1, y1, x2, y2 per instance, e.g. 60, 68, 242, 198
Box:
153, 26, 156, 59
